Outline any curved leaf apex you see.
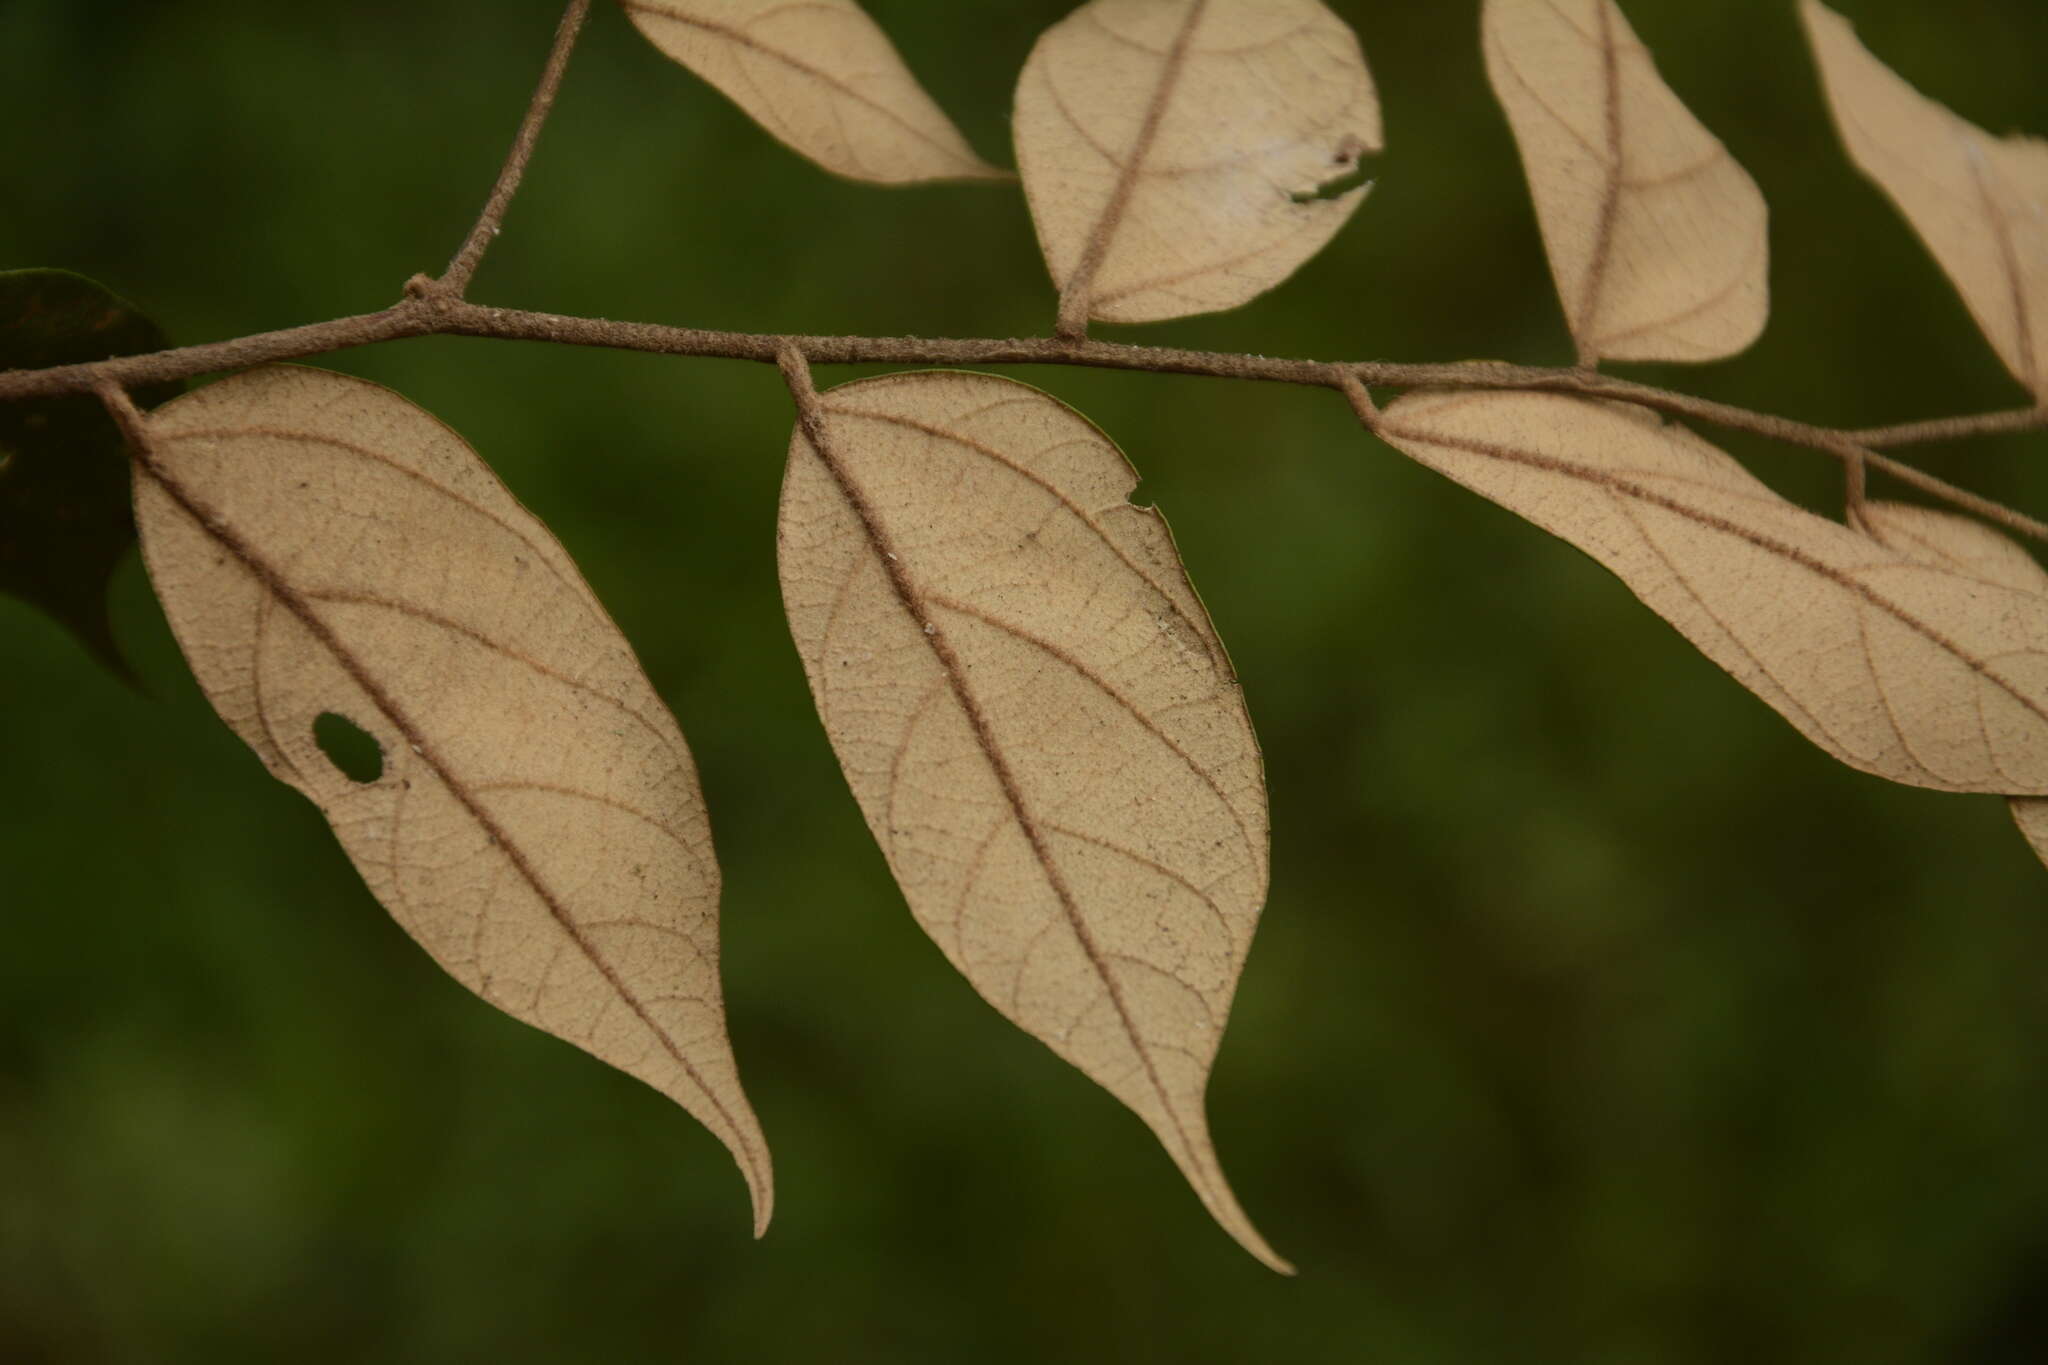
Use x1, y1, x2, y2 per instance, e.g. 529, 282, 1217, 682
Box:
777, 369, 1281, 1268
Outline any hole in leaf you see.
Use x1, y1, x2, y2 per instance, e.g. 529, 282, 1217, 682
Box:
313, 712, 383, 783
1290, 136, 1376, 204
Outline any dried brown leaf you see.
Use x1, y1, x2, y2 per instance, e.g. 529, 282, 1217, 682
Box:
1859, 500, 2048, 872
128, 367, 771, 1230
1377, 391, 2048, 793
776, 367, 1283, 1271
1860, 500, 2048, 594
1483, 0, 1769, 364
622, 0, 1002, 184
1804, 0, 2048, 400
1014, 0, 1381, 332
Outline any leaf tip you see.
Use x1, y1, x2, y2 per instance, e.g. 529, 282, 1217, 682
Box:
1242, 1229, 1297, 1278
1184, 1146, 1294, 1273
1202, 1179, 1294, 1275
1161, 1107, 1293, 1274
712, 1096, 775, 1239
1798, 0, 1855, 64
745, 1163, 775, 1240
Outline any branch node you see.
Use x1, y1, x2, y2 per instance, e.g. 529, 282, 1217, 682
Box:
1053, 291, 1091, 342
1842, 447, 1870, 532
775, 343, 814, 400
1335, 368, 1380, 433
94, 379, 150, 457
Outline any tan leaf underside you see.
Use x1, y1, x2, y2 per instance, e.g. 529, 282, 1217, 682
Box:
131, 366, 771, 1232
1015, 0, 1382, 328
776, 368, 1284, 1271
1483, 0, 1769, 363
623, 0, 1001, 184
1804, 0, 2048, 401
1859, 501, 2048, 872
1378, 391, 2048, 794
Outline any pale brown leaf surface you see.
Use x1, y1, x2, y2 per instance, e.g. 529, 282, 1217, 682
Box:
1483, 0, 1768, 364
1014, 0, 1381, 331
1804, 0, 2048, 400
129, 367, 771, 1231
1377, 391, 2048, 793
1859, 500, 2048, 871
622, 0, 1002, 184
776, 367, 1283, 1271
1860, 500, 2048, 594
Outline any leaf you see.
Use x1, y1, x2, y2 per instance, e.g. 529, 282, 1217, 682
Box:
0, 268, 180, 680
1482, 0, 1769, 364
1803, 0, 2048, 401
1376, 391, 2048, 794
776, 367, 1284, 1271
1859, 500, 2048, 594
1014, 0, 1381, 332
1856, 500, 2048, 873
126, 366, 771, 1231
621, 0, 1003, 184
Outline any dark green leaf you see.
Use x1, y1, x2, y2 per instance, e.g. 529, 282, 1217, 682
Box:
0, 268, 180, 682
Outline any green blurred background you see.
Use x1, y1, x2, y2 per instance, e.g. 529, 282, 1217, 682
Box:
5, 0, 2048, 1359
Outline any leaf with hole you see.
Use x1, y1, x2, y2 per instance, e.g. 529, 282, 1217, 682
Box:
777, 367, 1283, 1271
1377, 391, 2048, 793
128, 365, 771, 1230
0, 268, 180, 681
622, 0, 1003, 184
1804, 0, 2048, 400
1483, 0, 1769, 363
1015, 0, 1381, 331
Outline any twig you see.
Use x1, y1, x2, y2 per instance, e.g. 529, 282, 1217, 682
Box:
0, 301, 2025, 457
1862, 450, 2048, 543
6, 299, 2038, 459
5, 298, 2045, 540
418, 0, 593, 301
1848, 405, 2048, 449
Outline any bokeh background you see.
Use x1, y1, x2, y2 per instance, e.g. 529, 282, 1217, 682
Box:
5, 0, 2048, 1359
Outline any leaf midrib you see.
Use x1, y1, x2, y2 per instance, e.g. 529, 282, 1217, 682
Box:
1387, 404, 2048, 785
1055, 0, 1213, 330
790, 396, 1205, 1181
134, 430, 765, 1197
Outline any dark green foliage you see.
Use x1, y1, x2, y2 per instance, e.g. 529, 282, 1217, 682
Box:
0, 269, 178, 681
